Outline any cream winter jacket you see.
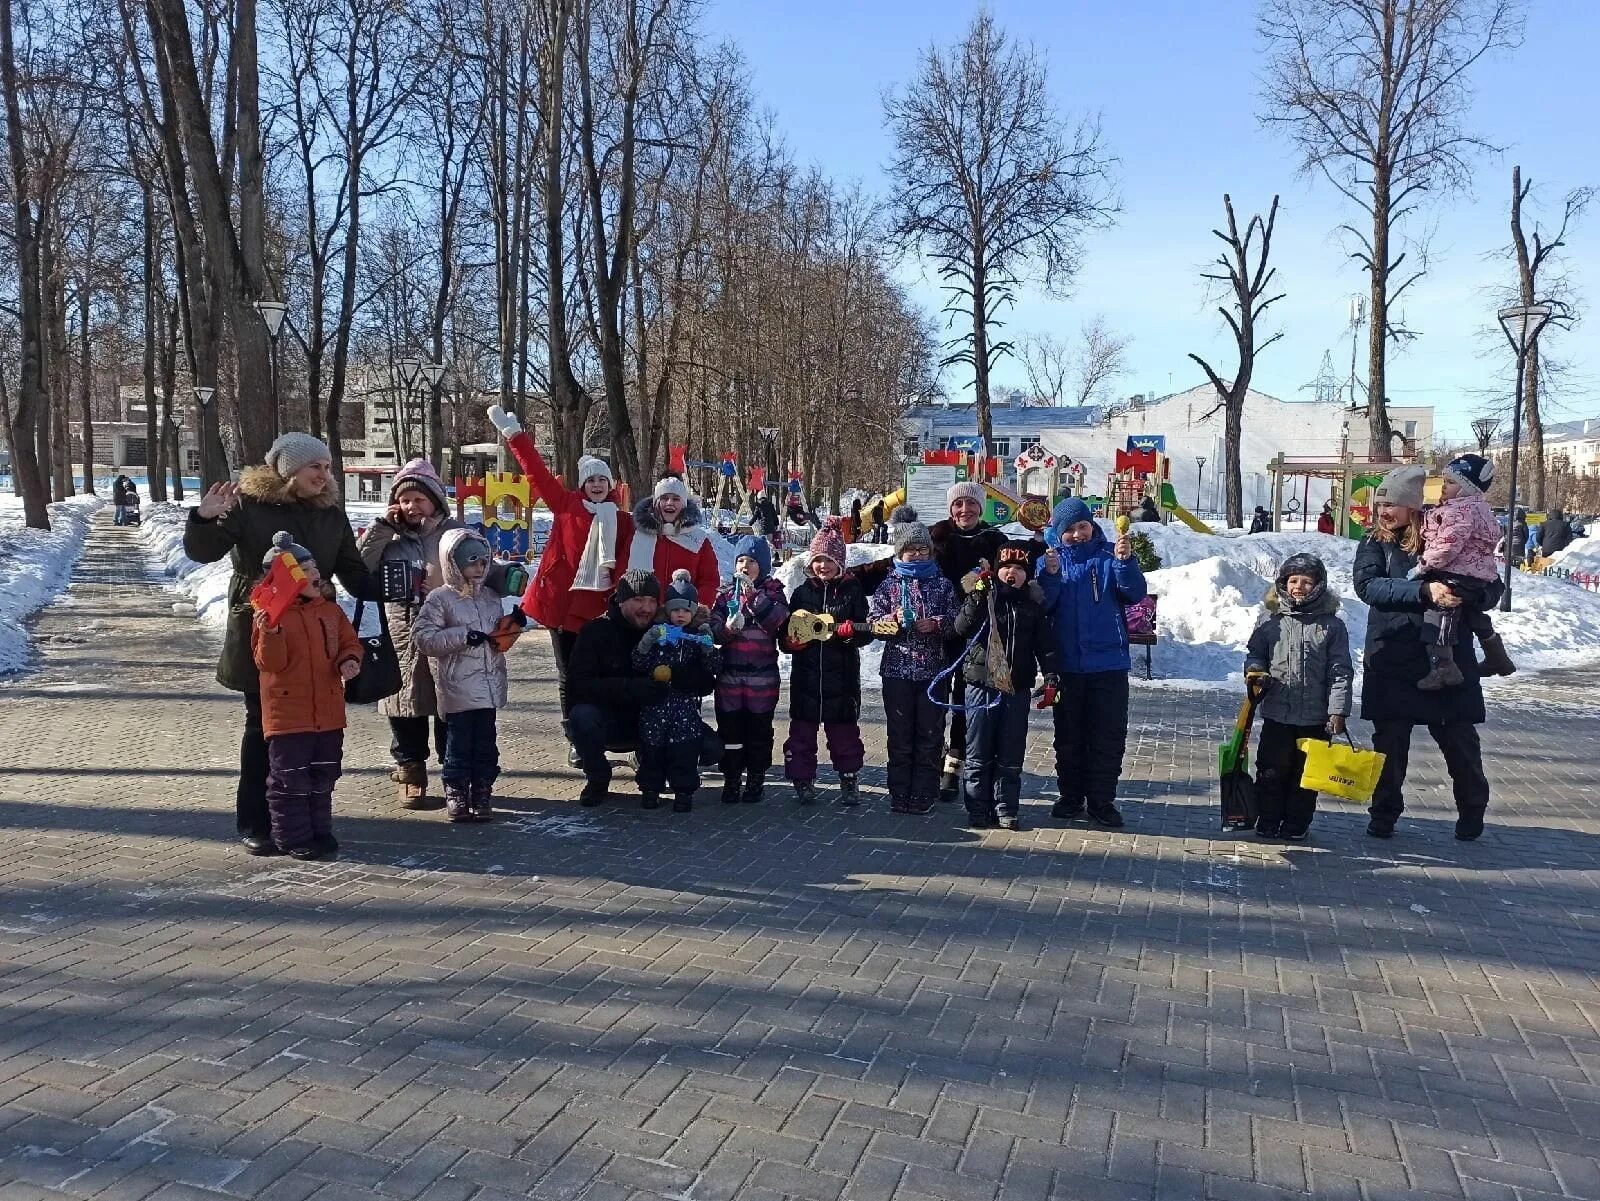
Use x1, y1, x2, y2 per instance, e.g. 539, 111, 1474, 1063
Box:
411, 528, 509, 714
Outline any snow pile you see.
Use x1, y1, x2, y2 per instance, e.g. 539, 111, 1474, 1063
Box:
1137, 522, 1600, 684
1546, 536, 1600, 575
0, 494, 105, 672
139, 501, 234, 630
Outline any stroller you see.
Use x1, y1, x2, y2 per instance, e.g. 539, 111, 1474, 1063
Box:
121, 495, 141, 526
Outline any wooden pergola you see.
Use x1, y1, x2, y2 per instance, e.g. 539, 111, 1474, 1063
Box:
1267, 452, 1426, 536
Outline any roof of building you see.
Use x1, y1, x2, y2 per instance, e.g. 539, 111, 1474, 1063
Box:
901, 403, 1106, 433
1489, 415, 1600, 449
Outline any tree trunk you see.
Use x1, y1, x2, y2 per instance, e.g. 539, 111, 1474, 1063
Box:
0, 0, 48, 530
1509, 168, 1545, 509
970, 259, 992, 453
1367, 170, 1394, 460
78, 278, 95, 494
1225, 391, 1244, 529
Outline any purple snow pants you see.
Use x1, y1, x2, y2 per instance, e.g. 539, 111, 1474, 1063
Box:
782, 720, 865, 782
266, 730, 343, 852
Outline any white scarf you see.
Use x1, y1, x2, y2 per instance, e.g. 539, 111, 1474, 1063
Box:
626, 515, 708, 575
573, 499, 618, 591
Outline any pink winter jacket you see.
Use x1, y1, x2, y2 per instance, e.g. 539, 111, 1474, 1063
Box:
1420, 495, 1500, 582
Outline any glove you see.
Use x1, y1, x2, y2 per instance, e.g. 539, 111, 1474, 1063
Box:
728, 611, 746, 632
960, 568, 988, 595
1326, 714, 1347, 736
465, 630, 488, 646
834, 620, 854, 641
486, 404, 522, 437
645, 623, 668, 644
1406, 563, 1424, 581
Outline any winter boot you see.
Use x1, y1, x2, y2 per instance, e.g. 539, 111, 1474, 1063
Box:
938, 758, 961, 805
889, 794, 917, 814
469, 781, 495, 822
672, 794, 693, 814
310, 833, 340, 861
837, 773, 861, 808
562, 720, 581, 769
793, 780, 818, 806
641, 792, 661, 810
999, 815, 1024, 832
741, 766, 766, 804
1455, 809, 1486, 841
1477, 633, 1517, 677
578, 775, 611, 808
1052, 796, 1085, 821
1366, 817, 1396, 839
392, 761, 440, 810
1255, 820, 1282, 840
1417, 646, 1464, 691
720, 749, 745, 804
1087, 801, 1125, 829
445, 783, 474, 823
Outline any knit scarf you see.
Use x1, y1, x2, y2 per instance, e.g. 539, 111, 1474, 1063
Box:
892, 558, 939, 580
573, 499, 618, 591
625, 513, 708, 575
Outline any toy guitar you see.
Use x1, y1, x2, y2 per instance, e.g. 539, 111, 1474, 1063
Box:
787, 610, 877, 646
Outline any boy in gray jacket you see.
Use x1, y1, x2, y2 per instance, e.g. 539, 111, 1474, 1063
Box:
1244, 553, 1353, 841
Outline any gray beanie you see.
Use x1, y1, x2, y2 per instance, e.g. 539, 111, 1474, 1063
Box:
266, 432, 333, 478
1373, 464, 1425, 511
891, 505, 933, 555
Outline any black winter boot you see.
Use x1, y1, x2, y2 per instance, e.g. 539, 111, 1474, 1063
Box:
672, 794, 693, 813
837, 774, 861, 807
1087, 802, 1125, 829
720, 748, 745, 803
578, 773, 611, 808
938, 758, 961, 805
1477, 633, 1517, 677
741, 764, 766, 804
793, 781, 818, 806
1455, 810, 1486, 841
445, 783, 474, 823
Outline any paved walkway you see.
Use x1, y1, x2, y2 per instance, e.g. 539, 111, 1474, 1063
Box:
3, 513, 1600, 1201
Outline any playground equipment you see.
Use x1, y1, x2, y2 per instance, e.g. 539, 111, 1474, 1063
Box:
707, 453, 756, 531
454, 472, 534, 558
1103, 442, 1213, 535
1266, 453, 1425, 538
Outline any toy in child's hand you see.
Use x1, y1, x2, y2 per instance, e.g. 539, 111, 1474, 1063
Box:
1033, 675, 1060, 709
487, 611, 526, 653
787, 609, 836, 645
659, 624, 715, 648
960, 562, 991, 594
1115, 515, 1131, 536
1043, 525, 1063, 552
653, 664, 672, 682
250, 552, 307, 628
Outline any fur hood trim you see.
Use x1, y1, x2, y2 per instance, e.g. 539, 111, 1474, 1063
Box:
239, 463, 341, 509
631, 495, 705, 533
1263, 583, 1340, 617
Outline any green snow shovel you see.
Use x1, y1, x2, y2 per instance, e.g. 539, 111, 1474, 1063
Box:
1219, 674, 1267, 830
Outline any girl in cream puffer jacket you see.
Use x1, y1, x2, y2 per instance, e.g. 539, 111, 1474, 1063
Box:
412, 528, 511, 820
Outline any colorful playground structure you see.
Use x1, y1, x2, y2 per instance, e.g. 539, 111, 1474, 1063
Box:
453, 472, 536, 559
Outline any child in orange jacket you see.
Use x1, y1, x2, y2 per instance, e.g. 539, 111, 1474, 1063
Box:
251, 531, 363, 859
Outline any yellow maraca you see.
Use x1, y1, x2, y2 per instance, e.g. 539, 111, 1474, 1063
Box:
1114, 514, 1131, 559
653, 665, 672, 682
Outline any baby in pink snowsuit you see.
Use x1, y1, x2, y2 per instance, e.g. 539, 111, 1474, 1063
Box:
1410, 453, 1511, 690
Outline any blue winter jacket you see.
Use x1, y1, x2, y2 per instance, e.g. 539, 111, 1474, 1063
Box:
1039, 513, 1147, 674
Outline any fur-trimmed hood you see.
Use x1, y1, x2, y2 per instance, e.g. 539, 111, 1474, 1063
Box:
631, 495, 706, 534
239, 463, 341, 509
1263, 583, 1340, 617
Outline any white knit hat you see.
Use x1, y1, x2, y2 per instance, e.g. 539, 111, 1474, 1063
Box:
947, 481, 985, 510
266, 432, 332, 478
577, 455, 613, 487
653, 477, 689, 502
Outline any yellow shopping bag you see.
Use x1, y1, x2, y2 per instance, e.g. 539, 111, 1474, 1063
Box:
1296, 734, 1388, 803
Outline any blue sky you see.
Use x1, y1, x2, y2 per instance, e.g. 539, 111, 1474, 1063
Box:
700, 0, 1599, 440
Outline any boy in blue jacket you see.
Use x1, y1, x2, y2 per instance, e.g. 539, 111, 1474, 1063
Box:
1039, 498, 1147, 828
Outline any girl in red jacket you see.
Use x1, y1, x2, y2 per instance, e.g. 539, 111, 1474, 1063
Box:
488, 404, 633, 733
624, 477, 721, 609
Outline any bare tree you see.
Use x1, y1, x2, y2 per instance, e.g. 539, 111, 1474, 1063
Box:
1261, 0, 1521, 461
883, 9, 1112, 451
1189, 194, 1284, 530
1018, 330, 1068, 406
1506, 165, 1590, 509
1068, 315, 1127, 407
0, 0, 49, 526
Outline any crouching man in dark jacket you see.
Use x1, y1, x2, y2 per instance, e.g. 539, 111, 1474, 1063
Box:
567, 569, 717, 808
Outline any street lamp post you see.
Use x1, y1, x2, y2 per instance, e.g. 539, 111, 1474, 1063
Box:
1471, 417, 1501, 456
395, 357, 423, 461
194, 386, 217, 488
1194, 456, 1206, 514
254, 299, 288, 442
1496, 302, 1556, 612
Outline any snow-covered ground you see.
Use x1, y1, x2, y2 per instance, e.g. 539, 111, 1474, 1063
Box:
0, 493, 105, 672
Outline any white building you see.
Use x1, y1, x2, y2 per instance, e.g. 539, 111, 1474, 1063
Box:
900, 385, 1433, 516
1489, 415, 1600, 479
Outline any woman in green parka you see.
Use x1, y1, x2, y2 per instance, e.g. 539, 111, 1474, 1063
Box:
184, 433, 371, 855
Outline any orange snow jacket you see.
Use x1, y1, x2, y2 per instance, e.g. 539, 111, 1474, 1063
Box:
251, 594, 363, 737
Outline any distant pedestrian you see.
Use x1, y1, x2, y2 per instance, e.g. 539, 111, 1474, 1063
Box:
1249, 506, 1272, 534
1136, 496, 1159, 523
1316, 501, 1336, 535
1540, 508, 1574, 556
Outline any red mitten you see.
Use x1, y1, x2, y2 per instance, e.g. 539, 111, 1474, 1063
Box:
834, 620, 854, 641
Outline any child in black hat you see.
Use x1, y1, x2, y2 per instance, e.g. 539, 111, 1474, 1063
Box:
631, 570, 720, 812
952, 541, 1057, 831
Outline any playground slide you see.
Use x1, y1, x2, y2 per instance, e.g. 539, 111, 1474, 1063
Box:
1158, 483, 1213, 534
